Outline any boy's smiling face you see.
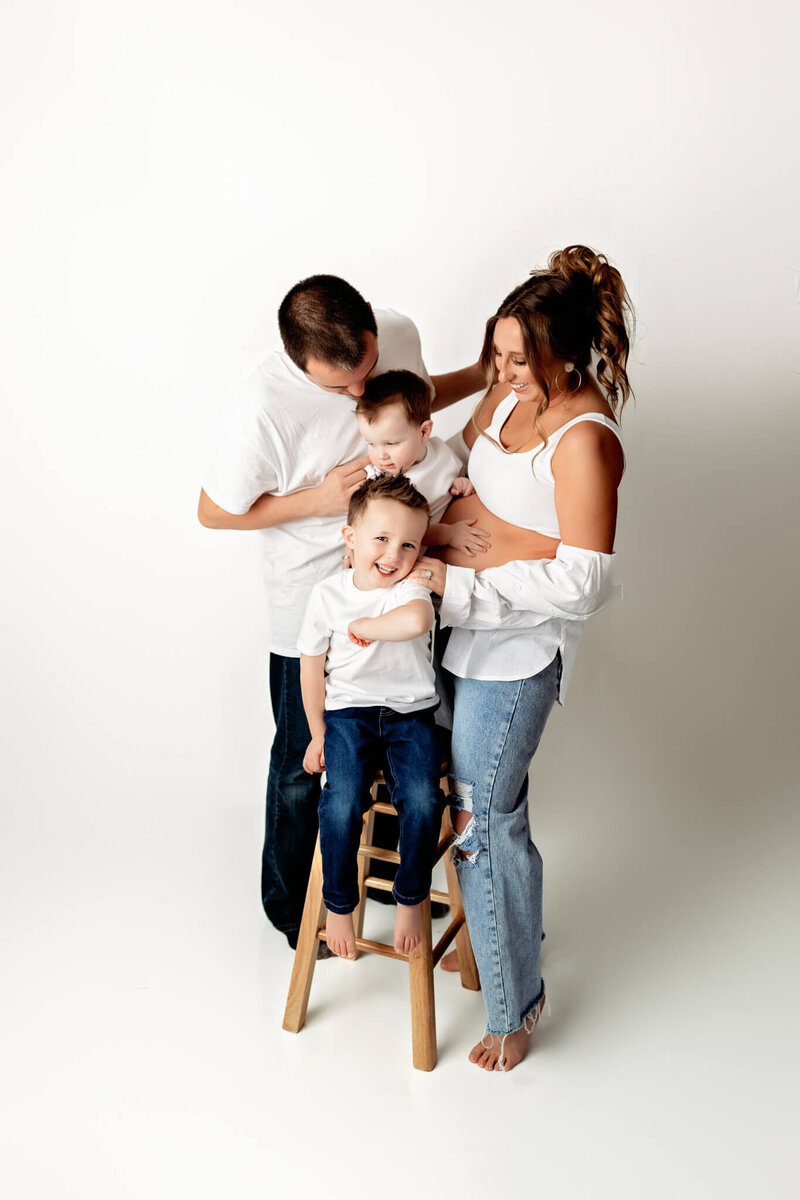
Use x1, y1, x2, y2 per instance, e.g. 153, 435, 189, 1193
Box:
356, 400, 432, 475
343, 497, 428, 590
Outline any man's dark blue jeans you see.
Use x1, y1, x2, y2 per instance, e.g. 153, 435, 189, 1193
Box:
261, 654, 320, 946
319, 705, 446, 914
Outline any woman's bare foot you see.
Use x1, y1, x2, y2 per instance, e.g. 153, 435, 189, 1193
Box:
468, 994, 546, 1072
394, 902, 422, 954
325, 910, 357, 959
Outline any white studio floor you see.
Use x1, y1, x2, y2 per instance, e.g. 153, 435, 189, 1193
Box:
2, 742, 797, 1200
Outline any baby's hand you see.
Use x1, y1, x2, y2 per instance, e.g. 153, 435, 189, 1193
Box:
348, 620, 373, 648
448, 518, 491, 557
449, 476, 475, 497
303, 736, 325, 774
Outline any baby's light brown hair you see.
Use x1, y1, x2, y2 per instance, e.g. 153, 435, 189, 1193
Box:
354, 369, 431, 426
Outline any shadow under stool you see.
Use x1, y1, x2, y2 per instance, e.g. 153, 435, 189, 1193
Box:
282, 775, 481, 1071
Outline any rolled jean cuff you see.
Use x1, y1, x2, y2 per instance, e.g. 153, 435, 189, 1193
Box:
486, 978, 546, 1038
392, 884, 430, 907
322, 893, 358, 915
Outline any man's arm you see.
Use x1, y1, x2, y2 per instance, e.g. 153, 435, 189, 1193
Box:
197, 455, 371, 530
300, 652, 328, 773
430, 363, 485, 413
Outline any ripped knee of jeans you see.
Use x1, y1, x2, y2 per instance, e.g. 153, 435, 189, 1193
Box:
448, 777, 479, 864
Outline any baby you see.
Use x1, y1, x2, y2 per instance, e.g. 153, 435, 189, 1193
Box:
298, 473, 446, 959
356, 370, 490, 557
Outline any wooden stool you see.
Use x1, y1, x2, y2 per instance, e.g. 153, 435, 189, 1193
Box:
282, 777, 480, 1071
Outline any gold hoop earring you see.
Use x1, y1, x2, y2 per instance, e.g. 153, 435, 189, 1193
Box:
554, 361, 582, 395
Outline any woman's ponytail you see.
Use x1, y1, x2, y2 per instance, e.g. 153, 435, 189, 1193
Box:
548, 245, 634, 411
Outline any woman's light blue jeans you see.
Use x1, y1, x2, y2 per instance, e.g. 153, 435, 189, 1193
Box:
446, 654, 560, 1037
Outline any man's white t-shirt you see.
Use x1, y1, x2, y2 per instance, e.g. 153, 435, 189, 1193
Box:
203, 310, 432, 656
297, 572, 436, 714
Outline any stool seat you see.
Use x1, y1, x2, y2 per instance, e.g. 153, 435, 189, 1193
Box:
282, 777, 480, 1071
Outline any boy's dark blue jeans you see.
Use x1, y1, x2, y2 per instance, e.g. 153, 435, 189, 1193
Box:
319, 705, 446, 915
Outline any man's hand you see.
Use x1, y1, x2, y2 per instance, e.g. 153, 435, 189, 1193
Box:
449, 476, 475, 498
315, 456, 371, 516
303, 736, 326, 774
447, 518, 491, 557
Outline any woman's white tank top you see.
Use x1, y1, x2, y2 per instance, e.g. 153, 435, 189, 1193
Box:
468, 391, 624, 537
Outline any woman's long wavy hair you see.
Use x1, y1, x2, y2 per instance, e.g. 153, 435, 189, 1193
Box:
472, 245, 635, 460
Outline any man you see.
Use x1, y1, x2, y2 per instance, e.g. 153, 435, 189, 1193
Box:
198, 274, 482, 948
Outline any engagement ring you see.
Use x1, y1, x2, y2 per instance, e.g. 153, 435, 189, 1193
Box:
425, 569, 432, 580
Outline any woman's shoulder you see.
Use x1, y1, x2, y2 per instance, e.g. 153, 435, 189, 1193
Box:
550, 408, 625, 483
549, 382, 619, 440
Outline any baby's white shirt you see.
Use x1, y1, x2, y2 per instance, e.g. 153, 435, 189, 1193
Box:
365, 437, 464, 522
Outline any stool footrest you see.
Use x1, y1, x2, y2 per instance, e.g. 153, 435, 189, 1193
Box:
317, 928, 409, 962
358, 835, 451, 868
362, 876, 450, 906
362, 875, 394, 892
316, 914, 466, 967
358, 845, 400, 865
432, 917, 464, 966
369, 801, 397, 815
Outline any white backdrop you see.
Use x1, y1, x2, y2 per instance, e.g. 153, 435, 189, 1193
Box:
2, 1, 799, 1197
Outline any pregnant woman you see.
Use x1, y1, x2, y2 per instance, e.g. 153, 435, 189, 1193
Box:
410, 245, 634, 1072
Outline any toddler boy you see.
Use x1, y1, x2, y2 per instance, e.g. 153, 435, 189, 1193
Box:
298, 473, 446, 959
356, 370, 490, 556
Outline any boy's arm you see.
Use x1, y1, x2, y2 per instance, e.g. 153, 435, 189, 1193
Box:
349, 600, 433, 646
300, 652, 328, 773
197, 455, 370, 530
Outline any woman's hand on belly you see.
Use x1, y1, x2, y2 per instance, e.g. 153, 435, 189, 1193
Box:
439, 493, 560, 570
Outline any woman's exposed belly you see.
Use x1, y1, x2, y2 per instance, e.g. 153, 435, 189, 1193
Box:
439, 493, 560, 570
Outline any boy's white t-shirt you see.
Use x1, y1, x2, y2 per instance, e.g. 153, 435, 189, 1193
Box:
365, 437, 464, 522
202, 310, 433, 657
297, 572, 436, 713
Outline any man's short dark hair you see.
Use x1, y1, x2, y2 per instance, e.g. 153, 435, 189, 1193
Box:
355, 369, 431, 426
347, 472, 429, 526
278, 275, 378, 372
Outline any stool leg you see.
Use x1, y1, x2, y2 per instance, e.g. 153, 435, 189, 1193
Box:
408, 896, 437, 1071
442, 811, 481, 992
352, 805, 376, 949
283, 835, 326, 1033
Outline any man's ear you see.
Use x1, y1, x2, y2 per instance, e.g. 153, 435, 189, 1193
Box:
419, 420, 433, 442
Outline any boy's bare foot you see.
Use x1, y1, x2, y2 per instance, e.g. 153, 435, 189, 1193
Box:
325, 910, 357, 959
394, 902, 422, 954
468, 994, 546, 1072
